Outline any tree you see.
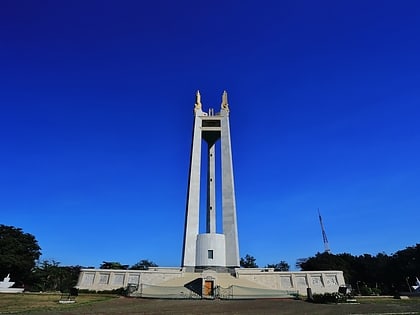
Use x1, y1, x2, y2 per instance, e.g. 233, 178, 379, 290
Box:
30, 260, 81, 292
0, 225, 41, 285
297, 251, 394, 294
99, 261, 128, 270
130, 259, 158, 270
240, 254, 258, 268
295, 258, 308, 270
33, 260, 61, 292
266, 260, 290, 271
299, 252, 350, 275
389, 244, 420, 292
296, 244, 420, 295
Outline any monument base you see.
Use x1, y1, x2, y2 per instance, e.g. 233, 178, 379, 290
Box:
76, 267, 345, 298
0, 288, 24, 293
193, 266, 237, 274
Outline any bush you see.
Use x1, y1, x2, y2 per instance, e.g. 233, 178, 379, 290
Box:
359, 285, 381, 296
77, 288, 125, 295
311, 292, 347, 304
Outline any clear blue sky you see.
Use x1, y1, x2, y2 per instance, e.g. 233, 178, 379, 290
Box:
1, 1, 419, 269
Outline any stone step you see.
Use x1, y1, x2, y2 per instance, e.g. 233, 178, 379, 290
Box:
157, 272, 268, 289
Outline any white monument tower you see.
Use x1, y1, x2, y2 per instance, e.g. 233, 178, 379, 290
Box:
182, 91, 240, 272
76, 91, 346, 297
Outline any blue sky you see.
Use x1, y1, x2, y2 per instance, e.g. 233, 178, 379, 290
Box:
1, 1, 419, 269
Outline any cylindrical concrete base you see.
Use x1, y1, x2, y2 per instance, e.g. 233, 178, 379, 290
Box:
196, 233, 226, 267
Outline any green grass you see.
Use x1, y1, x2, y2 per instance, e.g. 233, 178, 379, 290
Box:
1, 293, 419, 315
0, 292, 117, 314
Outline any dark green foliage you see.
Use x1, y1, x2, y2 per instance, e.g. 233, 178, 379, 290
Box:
298, 244, 420, 295
299, 252, 351, 277
295, 258, 308, 270
311, 292, 347, 304
99, 261, 129, 270
78, 288, 125, 295
0, 224, 41, 286
240, 254, 258, 268
98, 287, 126, 295
29, 260, 81, 292
358, 284, 381, 296
266, 260, 290, 271
129, 259, 158, 270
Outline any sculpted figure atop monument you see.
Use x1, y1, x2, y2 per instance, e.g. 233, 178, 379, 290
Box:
221, 90, 229, 112
194, 90, 202, 111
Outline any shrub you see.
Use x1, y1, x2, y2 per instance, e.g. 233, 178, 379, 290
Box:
77, 288, 125, 295
311, 292, 347, 304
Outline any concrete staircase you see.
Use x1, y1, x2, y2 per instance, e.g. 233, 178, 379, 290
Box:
158, 271, 268, 289
133, 271, 297, 299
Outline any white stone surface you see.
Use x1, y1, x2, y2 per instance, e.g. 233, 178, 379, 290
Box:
182, 91, 240, 269
77, 268, 345, 295
235, 269, 345, 294
0, 274, 24, 293
76, 268, 183, 291
0, 274, 13, 288
196, 233, 226, 266
182, 108, 203, 268
220, 108, 240, 267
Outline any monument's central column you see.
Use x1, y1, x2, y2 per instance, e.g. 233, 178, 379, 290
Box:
206, 141, 216, 234
181, 91, 240, 271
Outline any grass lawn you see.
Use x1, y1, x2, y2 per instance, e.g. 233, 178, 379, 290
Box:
0, 292, 116, 314
1, 293, 419, 314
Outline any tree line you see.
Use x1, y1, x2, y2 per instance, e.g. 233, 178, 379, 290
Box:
28, 259, 158, 292
241, 245, 420, 295
1, 224, 419, 294
240, 254, 290, 271
297, 244, 420, 295
0, 224, 157, 292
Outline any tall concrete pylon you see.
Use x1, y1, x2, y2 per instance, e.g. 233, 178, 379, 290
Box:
182, 90, 240, 271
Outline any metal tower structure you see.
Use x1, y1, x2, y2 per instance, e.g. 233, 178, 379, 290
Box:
318, 209, 331, 253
